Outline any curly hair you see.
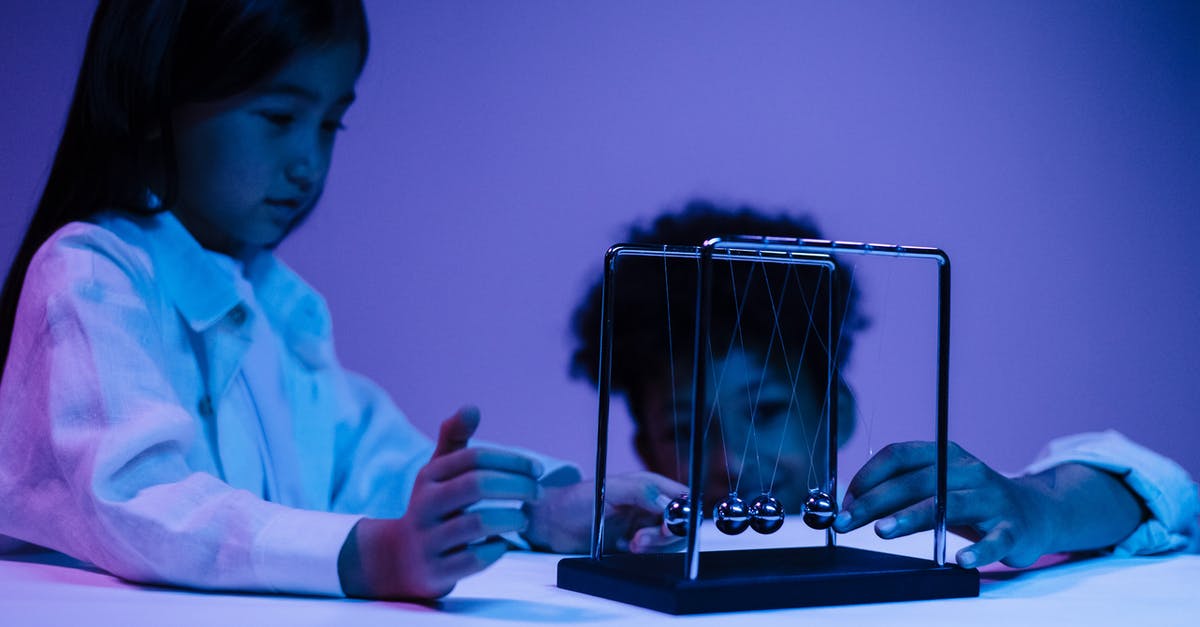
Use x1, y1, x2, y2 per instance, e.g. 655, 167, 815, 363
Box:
569, 199, 868, 424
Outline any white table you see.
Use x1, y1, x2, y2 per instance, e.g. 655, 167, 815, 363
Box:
2, 526, 1195, 626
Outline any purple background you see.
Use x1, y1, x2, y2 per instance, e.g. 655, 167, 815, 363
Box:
2, 1, 1197, 480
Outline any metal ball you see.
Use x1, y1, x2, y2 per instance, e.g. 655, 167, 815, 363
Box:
802, 489, 836, 530
664, 495, 692, 537
712, 493, 751, 535
748, 494, 785, 534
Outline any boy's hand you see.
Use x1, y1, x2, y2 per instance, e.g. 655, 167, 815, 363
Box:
833, 441, 1056, 568
339, 406, 542, 599
522, 471, 687, 555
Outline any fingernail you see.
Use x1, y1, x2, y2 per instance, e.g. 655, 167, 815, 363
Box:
834, 511, 852, 530
654, 493, 673, 509
958, 551, 976, 568
531, 460, 545, 478
876, 516, 897, 536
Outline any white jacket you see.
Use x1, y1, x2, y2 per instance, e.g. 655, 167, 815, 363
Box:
0, 210, 575, 595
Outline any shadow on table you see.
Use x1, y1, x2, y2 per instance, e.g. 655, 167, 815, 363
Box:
439, 597, 620, 622
981, 554, 1162, 599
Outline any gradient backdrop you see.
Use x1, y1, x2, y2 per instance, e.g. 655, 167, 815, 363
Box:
2, 1, 1197, 482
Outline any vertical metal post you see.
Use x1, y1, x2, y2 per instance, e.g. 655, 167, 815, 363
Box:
826, 261, 838, 548
934, 257, 952, 566
684, 240, 717, 580
589, 249, 619, 560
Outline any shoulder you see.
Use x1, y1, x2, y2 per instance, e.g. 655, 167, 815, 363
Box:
23, 212, 162, 309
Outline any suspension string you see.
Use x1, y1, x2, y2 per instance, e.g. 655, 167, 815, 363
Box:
789, 261, 844, 489
662, 247, 684, 481
769, 263, 825, 492
805, 262, 860, 491
706, 342, 735, 492
735, 253, 793, 496
730, 257, 777, 495
719, 258, 757, 494
700, 260, 753, 480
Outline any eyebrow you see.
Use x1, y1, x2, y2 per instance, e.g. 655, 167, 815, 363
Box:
258, 82, 356, 106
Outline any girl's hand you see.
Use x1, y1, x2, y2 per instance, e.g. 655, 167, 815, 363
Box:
832, 441, 1057, 568
522, 471, 687, 555
339, 407, 542, 599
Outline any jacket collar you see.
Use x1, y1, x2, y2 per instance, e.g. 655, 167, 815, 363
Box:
100, 210, 335, 369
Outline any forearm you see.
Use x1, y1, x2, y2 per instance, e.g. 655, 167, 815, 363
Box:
1019, 462, 1144, 554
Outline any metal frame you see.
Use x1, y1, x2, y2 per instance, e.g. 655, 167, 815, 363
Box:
587, 236, 953, 579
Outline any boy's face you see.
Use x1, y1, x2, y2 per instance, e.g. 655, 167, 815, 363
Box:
170, 42, 360, 260
633, 348, 830, 511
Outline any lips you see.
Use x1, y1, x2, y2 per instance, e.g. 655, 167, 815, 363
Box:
264, 197, 306, 221
265, 198, 303, 210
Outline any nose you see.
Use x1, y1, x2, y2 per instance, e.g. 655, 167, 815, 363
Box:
285, 134, 329, 192
285, 157, 318, 192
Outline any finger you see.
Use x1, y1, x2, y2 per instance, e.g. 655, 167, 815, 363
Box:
628, 525, 685, 554
423, 447, 544, 482
438, 538, 509, 581
431, 470, 540, 516
836, 452, 986, 533
432, 406, 481, 458
434, 508, 528, 553
844, 441, 937, 503
866, 490, 1007, 539
958, 520, 1018, 569
836, 465, 937, 533
602, 472, 686, 513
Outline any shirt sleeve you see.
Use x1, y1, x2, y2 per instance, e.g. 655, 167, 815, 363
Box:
0, 226, 358, 595
1024, 430, 1200, 555
328, 373, 582, 524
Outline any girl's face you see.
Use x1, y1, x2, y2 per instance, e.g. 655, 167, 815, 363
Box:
171, 42, 361, 260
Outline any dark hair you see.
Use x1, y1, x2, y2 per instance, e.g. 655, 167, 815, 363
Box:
569, 200, 868, 425
0, 0, 368, 374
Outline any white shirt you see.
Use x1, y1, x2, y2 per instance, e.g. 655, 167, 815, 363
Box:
1025, 430, 1199, 555
0, 210, 575, 596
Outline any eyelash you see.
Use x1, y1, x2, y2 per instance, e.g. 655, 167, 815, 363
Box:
259, 112, 347, 133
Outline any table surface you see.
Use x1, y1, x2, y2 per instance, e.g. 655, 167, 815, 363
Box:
2, 525, 1195, 627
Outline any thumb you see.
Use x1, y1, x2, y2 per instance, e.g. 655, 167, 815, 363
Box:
433, 405, 481, 458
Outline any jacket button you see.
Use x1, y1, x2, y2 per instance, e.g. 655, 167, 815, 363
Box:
228, 305, 247, 326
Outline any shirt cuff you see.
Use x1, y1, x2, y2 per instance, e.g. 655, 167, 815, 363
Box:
1024, 429, 1200, 555
252, 507, 363, 596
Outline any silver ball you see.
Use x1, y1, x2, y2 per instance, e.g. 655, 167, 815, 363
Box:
712, 493, 751, 535
748, 494, 785, 534
802, 489, 836, 530
664, 495, 692, 537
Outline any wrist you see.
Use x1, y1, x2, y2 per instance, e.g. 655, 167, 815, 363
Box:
1017, 463, 1144, 555
338, 518, 397, 598
519, 487, 553, 551
1012, 470, 1064, 557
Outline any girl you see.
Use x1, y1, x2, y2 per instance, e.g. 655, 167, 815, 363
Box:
0, 0, 680, 600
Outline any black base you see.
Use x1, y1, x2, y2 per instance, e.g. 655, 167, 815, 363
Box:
557, 545, 979, 615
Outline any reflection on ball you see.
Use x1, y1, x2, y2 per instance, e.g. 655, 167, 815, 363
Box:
664, 495, 692, 537
748, 494, 785, 534
802, 489, 836, 529
712, 493, 751, 535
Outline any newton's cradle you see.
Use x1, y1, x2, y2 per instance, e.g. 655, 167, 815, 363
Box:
557, 235, 979, 614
